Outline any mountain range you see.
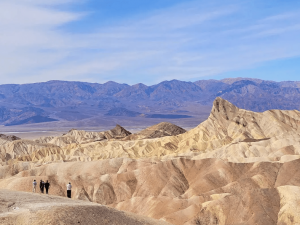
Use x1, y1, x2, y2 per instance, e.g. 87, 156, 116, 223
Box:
2, 97, 300, 224
0, 77, 299, 127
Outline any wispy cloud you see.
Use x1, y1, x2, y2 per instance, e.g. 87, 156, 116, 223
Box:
0, 0, 84, 81
0, 0, 300, 84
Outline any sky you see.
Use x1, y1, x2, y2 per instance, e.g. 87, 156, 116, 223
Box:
0, 0, 300, 85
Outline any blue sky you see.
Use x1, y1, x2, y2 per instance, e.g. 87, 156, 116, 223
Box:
0, 0, 300, 84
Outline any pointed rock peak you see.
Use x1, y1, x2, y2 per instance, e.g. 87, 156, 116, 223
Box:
156, 122, 175, 126
115, 124, 123, 129
109, 124, 132, 137
213, 97, 238, 110
211, 97, 239, 121
67, 129, 78, 133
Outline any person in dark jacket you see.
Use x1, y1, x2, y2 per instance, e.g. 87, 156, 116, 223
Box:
67, 182, 72, 198
40, 180, 45, 193
45, 180, 50, 194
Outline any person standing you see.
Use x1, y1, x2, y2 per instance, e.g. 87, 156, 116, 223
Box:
39, 180, 43, 193
32, 180, 37, 193
67, 182, 72, 198
45, 180, 50, 194
40, 180, 45, 193
42, 180, 45, 193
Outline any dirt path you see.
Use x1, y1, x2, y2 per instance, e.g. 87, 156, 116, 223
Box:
0, 189, 170, 225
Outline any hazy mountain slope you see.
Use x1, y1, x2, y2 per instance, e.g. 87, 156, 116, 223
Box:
150, 80, 203, 101
0, 107, 57, 126
105, 107, 192, 119
215, 80, 300, 111
194, 79, 300, 111
0, 78, 300, 126
114, 80, 203, 101
193, 80, 229, 95
114, 83, 154, 100
105, 107, 142, 117
220, 77, 265, 84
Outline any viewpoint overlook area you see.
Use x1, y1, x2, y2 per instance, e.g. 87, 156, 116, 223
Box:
1, 97, 300, 224
1, 0, 299, 223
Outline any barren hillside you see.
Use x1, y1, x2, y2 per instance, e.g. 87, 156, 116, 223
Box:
3, 97, 300, 164
1, 97, 300, 224
1, 78, 300, 129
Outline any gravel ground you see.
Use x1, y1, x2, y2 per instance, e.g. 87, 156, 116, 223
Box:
0, 189, 170, 225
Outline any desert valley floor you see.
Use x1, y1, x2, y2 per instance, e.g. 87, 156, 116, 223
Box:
1, 97, 300, 224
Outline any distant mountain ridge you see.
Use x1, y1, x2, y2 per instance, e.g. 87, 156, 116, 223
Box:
105, 107, 192, 119
0, 78, 299, 126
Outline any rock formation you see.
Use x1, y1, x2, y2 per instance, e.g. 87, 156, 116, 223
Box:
0, 134, 20, 145
2, 97, 300, 164
35, 124, 131, 146
1, 157, 300, 224
10, 97, 300, 164
1, 97, 300, 224
123, 122, 186, 140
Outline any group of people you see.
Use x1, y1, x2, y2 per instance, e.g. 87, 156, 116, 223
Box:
32, 180, 50, 194
32, 180, 72, 198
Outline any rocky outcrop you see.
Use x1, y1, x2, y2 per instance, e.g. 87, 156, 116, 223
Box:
4, 97, 300, 164
123, 122, 186, 140
35, 125, 131, 146
104, 124, 132, 139
0, 140, 61, 165
0, 134, 20, 145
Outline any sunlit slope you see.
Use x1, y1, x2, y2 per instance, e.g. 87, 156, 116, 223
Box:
2, 97, 300, 164
0, 189, 169, 225
1, 157, 300, 224
2, 97, 300, 224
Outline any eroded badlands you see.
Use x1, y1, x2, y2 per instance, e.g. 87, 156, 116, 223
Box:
1, 97, 300, 224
